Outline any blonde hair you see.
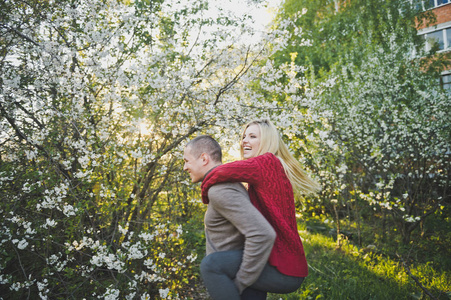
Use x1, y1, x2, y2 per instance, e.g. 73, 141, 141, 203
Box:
240, 119, 321, 194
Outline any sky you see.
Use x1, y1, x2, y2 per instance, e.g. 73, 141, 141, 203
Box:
204, 0, 282, 40
249, 0, 282, 30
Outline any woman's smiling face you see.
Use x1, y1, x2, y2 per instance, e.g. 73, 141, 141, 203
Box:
241, 124, 261, 159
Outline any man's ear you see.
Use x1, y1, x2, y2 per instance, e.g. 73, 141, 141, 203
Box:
200, 153, 209, 165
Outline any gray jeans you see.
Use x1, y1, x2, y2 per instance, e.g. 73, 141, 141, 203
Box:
200, 250, 304, 300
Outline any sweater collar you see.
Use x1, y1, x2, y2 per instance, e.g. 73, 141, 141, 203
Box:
202, 164, 221, 183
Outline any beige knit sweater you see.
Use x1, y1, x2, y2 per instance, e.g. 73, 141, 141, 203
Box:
205, 182, 276, 293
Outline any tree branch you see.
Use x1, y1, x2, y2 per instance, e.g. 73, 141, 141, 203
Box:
0, 102, 71, 180
398, 255, 438, 300
214, 46, 253, 105
13, 101, 44, 128
3, 25, 40, 46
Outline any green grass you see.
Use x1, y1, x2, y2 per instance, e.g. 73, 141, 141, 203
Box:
268, 230, 451, 300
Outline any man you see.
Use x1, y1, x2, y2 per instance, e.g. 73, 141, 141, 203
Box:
183, 135, 276, 300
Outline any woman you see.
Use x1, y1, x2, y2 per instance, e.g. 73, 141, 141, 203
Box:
200, 119, 320, 299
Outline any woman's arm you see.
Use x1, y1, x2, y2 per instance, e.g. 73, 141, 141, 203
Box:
201, 154, 267, 204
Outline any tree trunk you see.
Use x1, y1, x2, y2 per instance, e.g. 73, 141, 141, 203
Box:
354, 201, 362, 246
333, 204, 341, 247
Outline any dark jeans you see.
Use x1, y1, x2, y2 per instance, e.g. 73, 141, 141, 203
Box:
200, 250, 304, 300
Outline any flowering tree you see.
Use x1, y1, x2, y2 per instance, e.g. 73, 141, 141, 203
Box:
299, 35, 451, 244
273, 0, 434, 78
266, 0, 451, 246
0, 0, 314, 298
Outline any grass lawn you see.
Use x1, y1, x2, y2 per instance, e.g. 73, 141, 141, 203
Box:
268, 228, 451, 300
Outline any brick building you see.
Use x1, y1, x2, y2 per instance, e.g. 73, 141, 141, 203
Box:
417, 1, 451, 91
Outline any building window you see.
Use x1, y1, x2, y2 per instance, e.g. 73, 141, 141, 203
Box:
412, 0, 450, 10
426, 30, 445, 50
427, 0, 450, 8
421, 26, 451, 52
441, 73, 451, 92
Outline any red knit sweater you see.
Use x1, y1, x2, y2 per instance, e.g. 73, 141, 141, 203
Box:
201, 152, 308, 277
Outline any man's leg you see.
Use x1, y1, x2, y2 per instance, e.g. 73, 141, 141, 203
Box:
200, 250, 242, 300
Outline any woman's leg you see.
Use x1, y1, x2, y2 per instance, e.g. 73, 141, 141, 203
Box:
201, 250, 302, 299
240, 287, 267, 300
200, 250, 242, 300
250, 264, 304, 294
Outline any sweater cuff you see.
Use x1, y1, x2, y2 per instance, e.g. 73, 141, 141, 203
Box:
233, 278, 247, 295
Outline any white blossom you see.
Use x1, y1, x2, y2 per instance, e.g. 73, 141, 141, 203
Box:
17, 239, 28, 250
101, 286, 120, 300
159, 288, 170, 299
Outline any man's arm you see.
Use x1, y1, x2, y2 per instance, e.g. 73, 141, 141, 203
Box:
208, 183, 276, 294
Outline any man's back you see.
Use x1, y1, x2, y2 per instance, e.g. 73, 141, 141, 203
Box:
204, 182, 276, 292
